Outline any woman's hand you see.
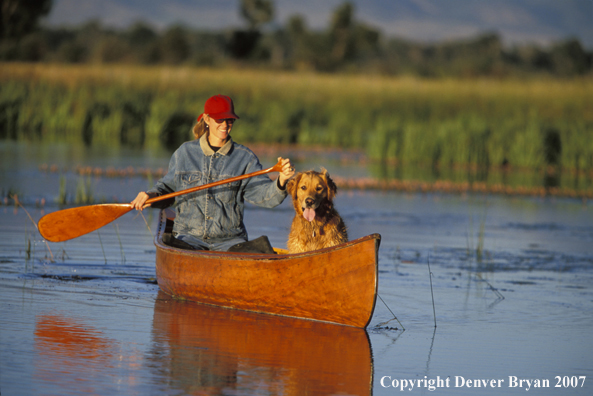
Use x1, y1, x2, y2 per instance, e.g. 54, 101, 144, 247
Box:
277, 157, 295, 188
131, 191, 153, 211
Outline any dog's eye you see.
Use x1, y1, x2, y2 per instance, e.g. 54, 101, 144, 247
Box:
316, 186, 323, 191
300, 185, 306, 190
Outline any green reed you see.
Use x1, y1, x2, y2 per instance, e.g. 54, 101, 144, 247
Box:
466, 200, 489, 271
58, 176, 67, 205
113, 223, 126, 264
1, 63, 591, 172
75, 176, 94, 205
13, 198, 55, 262
97, 231, 107, 265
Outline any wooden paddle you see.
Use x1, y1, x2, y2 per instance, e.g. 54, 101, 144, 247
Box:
38, 159, 285, 242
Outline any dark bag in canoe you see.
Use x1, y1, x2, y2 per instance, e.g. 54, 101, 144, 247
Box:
162, 233, 199, 250
228, 235, 276, 254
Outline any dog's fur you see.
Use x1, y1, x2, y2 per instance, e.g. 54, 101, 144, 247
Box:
286, 169, 348, 253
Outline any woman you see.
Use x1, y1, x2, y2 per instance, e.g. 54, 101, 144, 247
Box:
131, 94, 295, 251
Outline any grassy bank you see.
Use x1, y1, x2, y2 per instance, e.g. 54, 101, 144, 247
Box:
1, 63, 592, 174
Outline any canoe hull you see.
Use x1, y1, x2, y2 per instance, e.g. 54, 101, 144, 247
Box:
155, 210, 380, 328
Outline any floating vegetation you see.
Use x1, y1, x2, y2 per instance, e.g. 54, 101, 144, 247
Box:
331, 176, 593, 199
36, 161, 593, 200
1, 189, 22, 206
40, 163, 166, 179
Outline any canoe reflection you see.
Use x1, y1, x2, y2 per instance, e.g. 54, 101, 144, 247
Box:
150, 291, 373, 395
34, 314, 119, 393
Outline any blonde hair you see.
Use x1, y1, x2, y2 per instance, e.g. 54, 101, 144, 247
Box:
192, 117, 208, 140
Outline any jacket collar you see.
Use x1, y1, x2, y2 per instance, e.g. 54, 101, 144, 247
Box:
199, 133, 233, 156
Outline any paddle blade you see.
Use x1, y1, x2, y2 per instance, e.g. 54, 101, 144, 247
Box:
38, 204, 133, 242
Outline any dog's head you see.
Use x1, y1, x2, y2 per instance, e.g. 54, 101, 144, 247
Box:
287, 169, 337, 222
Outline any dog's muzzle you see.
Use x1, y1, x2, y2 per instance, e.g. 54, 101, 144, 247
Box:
302, 198, 317, 222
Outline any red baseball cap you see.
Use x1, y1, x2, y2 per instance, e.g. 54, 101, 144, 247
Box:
197, 94, 239, 122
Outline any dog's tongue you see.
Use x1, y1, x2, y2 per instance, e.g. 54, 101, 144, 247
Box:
303, 208, 316, 222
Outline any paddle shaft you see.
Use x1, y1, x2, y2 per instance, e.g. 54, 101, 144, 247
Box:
144, 159, 283, 206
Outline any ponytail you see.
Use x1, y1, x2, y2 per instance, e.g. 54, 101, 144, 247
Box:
192, 117, 208, 140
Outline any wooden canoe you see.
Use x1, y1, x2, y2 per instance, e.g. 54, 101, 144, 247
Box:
155, 209, 380, 328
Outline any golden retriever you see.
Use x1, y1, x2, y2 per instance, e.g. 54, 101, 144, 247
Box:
286, 169, 348, 253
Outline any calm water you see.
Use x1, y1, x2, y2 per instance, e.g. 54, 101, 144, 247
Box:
1, 141, 593, 395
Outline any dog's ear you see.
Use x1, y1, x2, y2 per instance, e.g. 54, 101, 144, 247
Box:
321, 168, 337, 201
286, 173, 300, 199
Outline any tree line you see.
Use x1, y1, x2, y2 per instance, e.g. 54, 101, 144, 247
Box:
1, 0, 591, 77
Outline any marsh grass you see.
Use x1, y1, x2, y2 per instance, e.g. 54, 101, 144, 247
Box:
25, 227, 32, 260
12, 197, 55, 262
113, 223, 126, 263
2, 63, 591, 174
463, 201, 504, 303
138, 211, 154, 239
2, 188, 21, 205
54, 175, 96, 205
97, 231, 107, 264
427, 255, 437, 328
375, 294, 406, 331
466, 201, 489, 266
476, 212, 486, 263
75, 176, 94, 205
58, 176, 67, 205
475, 273, 504, 301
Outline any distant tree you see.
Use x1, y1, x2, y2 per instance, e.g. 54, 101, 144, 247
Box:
95, 35, 130, 63
188, 31, 227, 66
240, 0, 274, 30
287, 14, 306, 37
550, 38, 590, 76
160, 26, 190, 64
77, 20, 105, 50
126, 22, 160, 64
325, 2, 381, 70
55, 39, 87, 63
0, 0, 52, 41
1, 0, 590, 78
286, 14, 315, 69
127, 22, 157, 47
329, 2, 355, 64
16, 31, 46, 60
228, 0, 275, 59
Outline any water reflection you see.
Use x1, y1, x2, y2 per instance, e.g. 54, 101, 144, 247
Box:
34, 314, 119, 393
149, 291, 373, 396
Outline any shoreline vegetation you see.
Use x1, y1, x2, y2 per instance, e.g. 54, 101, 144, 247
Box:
1, 62, 592, 199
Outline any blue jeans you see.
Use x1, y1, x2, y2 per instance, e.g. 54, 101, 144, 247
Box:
174, 233, 247, 251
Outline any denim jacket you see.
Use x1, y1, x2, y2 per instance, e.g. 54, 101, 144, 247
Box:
148, 134, 287, 241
